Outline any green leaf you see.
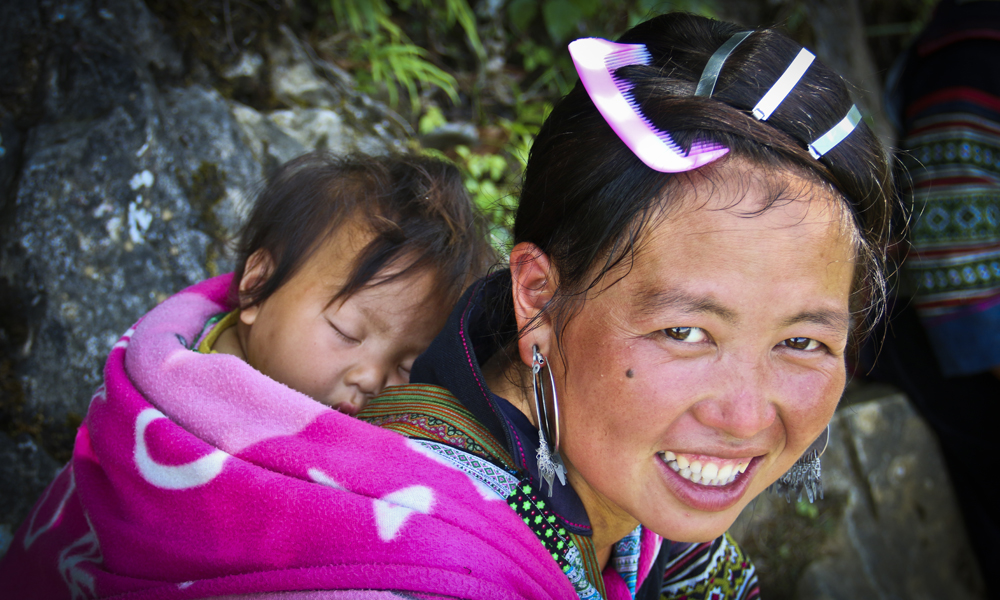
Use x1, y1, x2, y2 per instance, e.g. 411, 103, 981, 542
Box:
571, 0, 601, 19
444, 0, 487, 59
330, 0, 392, 36
418, 106, 448, 135
479, 180, 500, 201
415, 0, 486, 60
795, 499, 820, 519
518, 41, 554, 72
507, 0, 537, 32
373, 43, 460, 110
542, 0, 584, 43
487, 155, 507, 180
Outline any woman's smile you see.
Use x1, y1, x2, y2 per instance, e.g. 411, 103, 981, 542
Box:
658, 451, 753, 486
655, 452, 766, 513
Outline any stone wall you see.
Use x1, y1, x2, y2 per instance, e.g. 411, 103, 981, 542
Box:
731, 387, 986, 599
0, 0, 407, 548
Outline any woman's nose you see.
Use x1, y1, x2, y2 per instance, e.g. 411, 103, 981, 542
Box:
691, 358, 777, 439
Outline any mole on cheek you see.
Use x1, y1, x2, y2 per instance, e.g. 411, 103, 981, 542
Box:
626, 369, 634, 378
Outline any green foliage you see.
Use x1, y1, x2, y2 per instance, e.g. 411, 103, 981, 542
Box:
329, 0, 485, 111
507, 0, 537, 32
541, 0, 586, 43
330, 0, 393, 36
417, 105, 449, 136
419, 100, 550, 252
456, 145, 511, 221
505, 101, 552, 170
364, 43, 459, 109
321, 0, 719, 238
795, 499, 820, 519
508, 0, 718, 99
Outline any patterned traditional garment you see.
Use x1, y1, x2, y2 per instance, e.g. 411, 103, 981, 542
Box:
659, 535, 760, 600
362, 387, 667, 600
897, 0, 1000, 376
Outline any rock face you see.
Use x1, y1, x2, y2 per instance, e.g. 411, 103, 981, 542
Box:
732, 390, 986, 600
0, 0, 406, 550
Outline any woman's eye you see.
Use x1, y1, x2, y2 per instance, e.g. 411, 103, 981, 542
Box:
782, 337, 822, 351
663, 327, 708, 343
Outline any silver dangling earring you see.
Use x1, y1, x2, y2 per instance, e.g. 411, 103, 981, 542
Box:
532, 345, 567, 497
770, 424, 829, 503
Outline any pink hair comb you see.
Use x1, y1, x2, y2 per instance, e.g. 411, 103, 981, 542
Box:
568, 38, 729, 173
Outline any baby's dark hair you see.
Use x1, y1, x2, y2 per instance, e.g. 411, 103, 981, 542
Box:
231, 151, 495, 309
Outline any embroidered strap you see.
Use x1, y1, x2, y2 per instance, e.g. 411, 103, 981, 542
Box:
360, 384, 516, 470
569, 531, 609, 599
611, 526, 643, 596
509, 481, 606, 600
361, 384, 615, 599
409, 439, 520, 499
660, 533, 760, 600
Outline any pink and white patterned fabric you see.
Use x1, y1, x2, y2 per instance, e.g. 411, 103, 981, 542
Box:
0, 275, 577, 599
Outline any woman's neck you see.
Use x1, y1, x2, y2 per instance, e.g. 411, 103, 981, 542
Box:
482, 353, 639, 570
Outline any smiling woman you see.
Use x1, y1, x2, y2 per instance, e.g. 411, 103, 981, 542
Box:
355, 10, 894, 600
500, 164, 859, 546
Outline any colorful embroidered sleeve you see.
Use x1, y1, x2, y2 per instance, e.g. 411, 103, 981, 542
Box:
659, 532, 760, 600
901, 100, 1000, 376
895, 0, 1000, 377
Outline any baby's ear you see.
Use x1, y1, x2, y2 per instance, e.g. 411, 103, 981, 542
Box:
238, 249, 273, 326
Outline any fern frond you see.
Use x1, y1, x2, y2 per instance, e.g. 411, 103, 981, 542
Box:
416, 0, 485, 60
369, 43, 460, 111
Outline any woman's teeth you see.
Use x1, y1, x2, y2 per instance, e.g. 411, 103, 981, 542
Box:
660, 451, 748, 486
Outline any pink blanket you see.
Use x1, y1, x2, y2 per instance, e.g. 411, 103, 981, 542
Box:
0, 275, 585, 599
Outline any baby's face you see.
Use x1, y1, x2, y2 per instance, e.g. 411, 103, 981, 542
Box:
239, 228, 447, 415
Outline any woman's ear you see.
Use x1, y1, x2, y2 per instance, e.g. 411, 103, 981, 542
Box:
238, 249, 274, 326
509, 242, 558, 367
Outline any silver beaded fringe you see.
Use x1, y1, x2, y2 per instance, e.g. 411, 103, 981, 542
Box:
769, 448, 823, 503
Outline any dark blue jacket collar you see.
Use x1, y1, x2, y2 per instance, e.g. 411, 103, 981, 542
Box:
410, 271, 592, 534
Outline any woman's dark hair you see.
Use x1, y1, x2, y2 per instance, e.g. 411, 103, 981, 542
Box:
231, 151, 495, 309
514, 13, 896, 343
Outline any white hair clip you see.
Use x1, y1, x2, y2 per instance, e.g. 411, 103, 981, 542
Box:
752, 48, 815, 120
809, 105, 863, 159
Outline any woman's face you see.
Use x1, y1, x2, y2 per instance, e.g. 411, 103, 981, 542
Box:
537, 168, 856, 543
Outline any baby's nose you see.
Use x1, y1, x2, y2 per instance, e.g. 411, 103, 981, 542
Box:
346, 362, 387, 397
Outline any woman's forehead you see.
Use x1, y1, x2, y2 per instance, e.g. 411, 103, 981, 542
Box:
663, 158, 845, 216
577, 159, 860, 310
592, 167, 857, 312
632, 161, 857, 254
